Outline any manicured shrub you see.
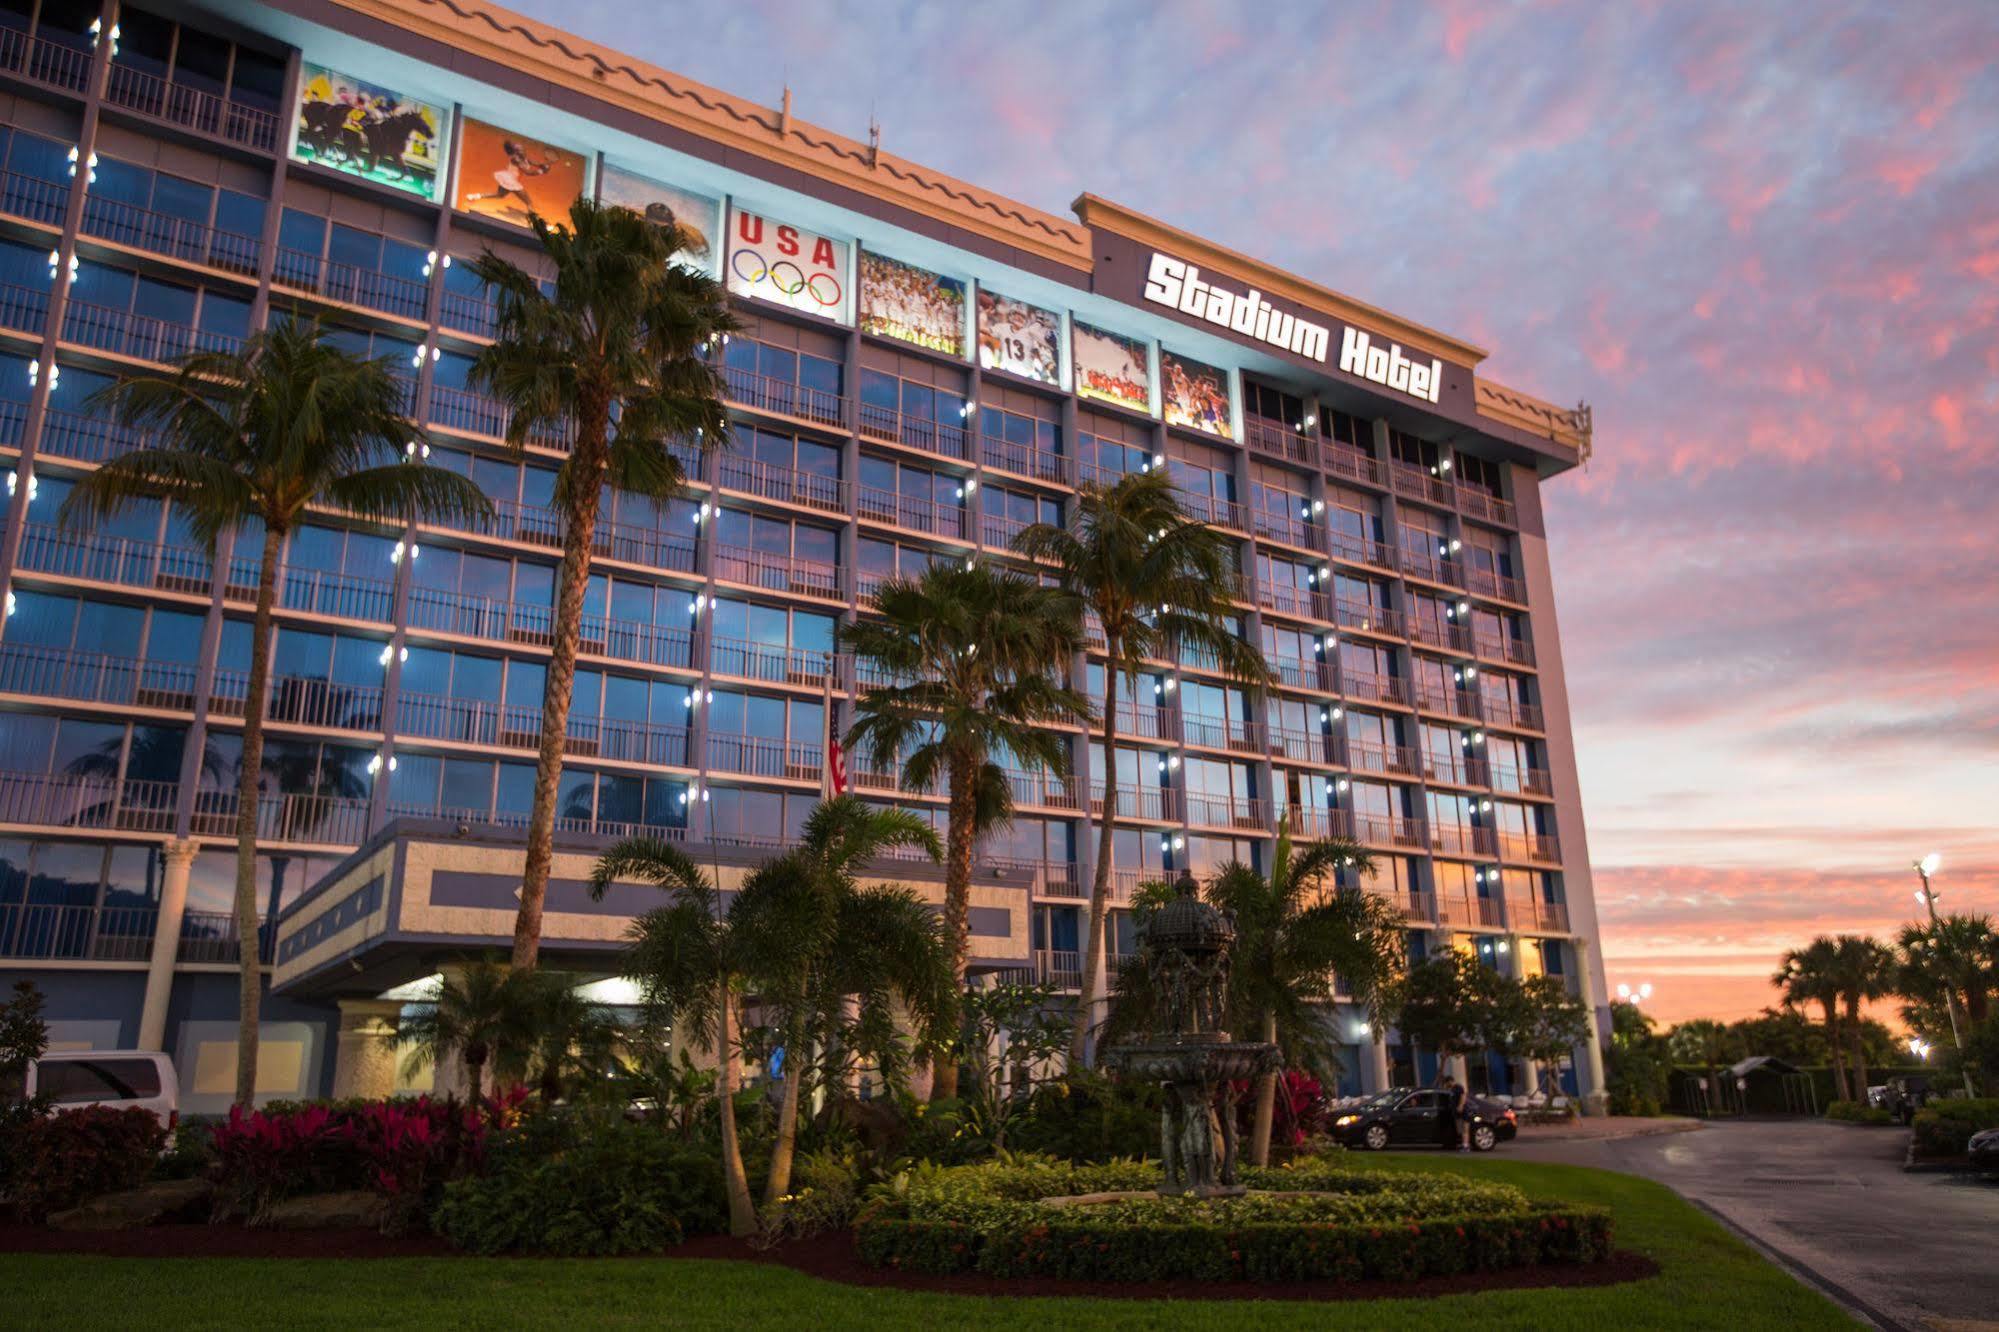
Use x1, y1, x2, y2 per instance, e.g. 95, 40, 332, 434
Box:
1002, 1074, 1160, 1163
430, 1114, 726, 1255
1825, 1100, 1893, 1125
1910, 1098, 1999, 1158
763, 1147, 864, 1240
9, 1106, 167, 1222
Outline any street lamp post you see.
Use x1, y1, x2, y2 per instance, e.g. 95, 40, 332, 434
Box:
1913, 853, 1976, 1099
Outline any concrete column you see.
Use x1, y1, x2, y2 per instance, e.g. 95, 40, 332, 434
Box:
1570, 937, 1609, 1114
1366, 1033, 1391, 1093
330, 999, 404, 1100
136, 839, 199, 1052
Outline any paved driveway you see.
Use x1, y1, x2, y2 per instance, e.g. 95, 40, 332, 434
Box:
1509, 1118, 1998, 1330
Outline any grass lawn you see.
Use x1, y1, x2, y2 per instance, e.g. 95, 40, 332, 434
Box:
0, 1154, 1848, 1331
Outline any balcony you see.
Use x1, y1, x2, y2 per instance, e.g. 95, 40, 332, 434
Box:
1351, 812, 1426, 850
1185, 791, 1270, 832
1397, 546, 1465, 589
1339, 670, 1409, 709
1265, 723, 1326, 763
1329, 530, 1396, 570
980, 432, 1066, 484
0, 281, 50, 336
63, 299, 244, 365
1345, 738, 1419, 778
0, 642, 199, 711
1001, 767, 1080, 811
1268, 652, 1333, 693
722, 365, 846, 430
1331, 598, 1402, 638
0, 902, 157, 962
0, 770, 180, 834
190, 789, 370, 847
261, 563, 396, 624
1394, 889, 1438, 922
709, 635, 845, 690
1463, 564, 1527, 603
1473, 630, 1536, 669
427, 384, 567, 449
1006, 858, 1080, 898
1389, 459, 1454, 508
857, 485, 968, 539
1437, 894, 1503, 929
1322, 443, 1385, 488
1251, 506, 1319, 551
1499, 831, 1563, 865
0, 167, 70, 227
1033, 948, 1083, 990
1455, 485, 1517, 528
104, 64, 281, 153
1179, 712, 1262, 753
1243, 416, 1317, 467
396, 690, 691, 767
1511, 897, 1570, 933
176, 910, 275, 966
1173, 486, 1247, 532
437, 497, 698, 575
1284, 803, 1350, 840
1413, 681, 1479, 718
716, 453, 846, 515
705, 731, 822, 781
15, 525, 218, 596
272, 246, 428, 321
1408, 618, 1474, 654
0, 28, 93, 94
1090, 782, 1180, 823
1429, 824, 1497, 858
210, 671, 385, 733
37, 408, 158, 465
1421, 750, 1487, 787
710, 543, 843, 601
438, 288, 496, 338
80, 194, 260, 277
1110, 700, 1169, 742
858, 401, 970, 461
1255, 579, 1327, 622
1481, 694, 1545, 732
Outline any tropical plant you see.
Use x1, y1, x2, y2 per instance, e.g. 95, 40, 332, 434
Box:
1504, 973, 1594, 1099
727, 796, 955, 1206
1605, 1000, 1670, 1116
616, 1031, 717, 1139
470, 198, 736, 972
61, 319, 490, 1107
1668, 1018, 1735, 1113
1773, 937, 1849, 1101
1895, 913, 1997, 1031
1013, 468, 1268, 1067
518, 975, 625, 1103
958, 979, 1071, 1151
1385, 951, 1513, 1086
841, 561, 1091, 1099
586, 839, 756, 1236
1829, 934, 1895, 1100
396, 958, 545, 1106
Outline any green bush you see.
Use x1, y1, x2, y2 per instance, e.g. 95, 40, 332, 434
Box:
855, 1155, 1607, 1283
431, 1113, 725, 1255
9, 1106, 167, 1222
1910, 1098, 1999, 1158
1003, 1074, 1160, 1163
763, 1147, 864, 1240
1825, 1100, 1893, 1126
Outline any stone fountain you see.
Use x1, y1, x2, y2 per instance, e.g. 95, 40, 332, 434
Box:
1106, 870, 1279, 1198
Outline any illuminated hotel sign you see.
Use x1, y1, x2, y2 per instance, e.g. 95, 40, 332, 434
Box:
1140, 250, 1442, 404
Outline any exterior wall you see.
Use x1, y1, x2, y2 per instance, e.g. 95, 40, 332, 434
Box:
0, 0, 1604, 1102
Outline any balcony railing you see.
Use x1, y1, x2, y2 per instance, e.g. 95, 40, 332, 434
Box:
1512, 898, 1570, 933
1481, 695, 1545, 731
104, 64, 281, 153
709, 636, 844, 690
190, 790, 370, 847
858, 402, 970, 460
1322, 443, 1385, 488
0, 281, 51, 336
1089, 782, 1181, 823
1456, 485, 1517, 527
1243, 416, 1317, 467
262, 563, 396, 624
1395, 889, 1438, 921
1409, 618, 1474, 654
63, 299, 244, 364
176, 910, 276, 966
37, 408, 156, 465
1252, 506, 1318, 550
1033, 948, 1082, 990
1498, 831, 1563, 865
705, 731, 822, 781
856, 485, 968, 539
1329, 530, 1396, 569
1390, 459, 1455, 508
1421, 750, 1487, 786
1255, 579, 1326, 621
1414, 681, 1479, 718
1002, 857, 1080, 898
710, 543, 842, 600
80, 194, 260, 275
1346, 739, 1419, 778
1185, 791, 1270, 831
1351, 812, 1427, 850
1340, 670, 1409, 709
0, 167, 70, 226
1429, 823, 1498, 858
980, 433, 1066, 484
1265, 723, 1325, 763
721, 365, 846, 430
1437, 894, 1504, 928
15, 525, 216, 596
1267, 653, 1332, 693
1173, 486, 1247, 532
427, 384, 567, 449
0, 29, 93, 93
1331, 598, 1402, 637
1463, 565, 1527, 603
210, 671, 385, 733
0, 770, 180, 834
272, 246, 428, 321
1397, 546, 1465, 589
0, 902, 157, 962
438, 288, 496, 338
0, 642, 199, 711
1001, 766, 1080, 811
1285, 803, 1349, 840
716, 453, 846, 514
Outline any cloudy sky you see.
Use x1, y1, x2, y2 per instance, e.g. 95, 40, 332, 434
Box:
509, 0, 1999, 1023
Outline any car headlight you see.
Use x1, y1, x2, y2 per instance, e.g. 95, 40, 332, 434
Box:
1335, 1114, 1360, 1127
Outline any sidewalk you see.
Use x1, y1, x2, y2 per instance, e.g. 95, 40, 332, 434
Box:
1515, 1115, 1702, 1143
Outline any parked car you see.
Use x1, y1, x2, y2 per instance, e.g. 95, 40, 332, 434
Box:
1879, 1075, 1934, 1126
22, 1051, 179, 1130
1328, 1087, 1519, 1152
1968, 1127, 1999, 1173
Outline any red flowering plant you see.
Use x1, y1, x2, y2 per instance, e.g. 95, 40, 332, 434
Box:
1229, 1070, 1327, 1150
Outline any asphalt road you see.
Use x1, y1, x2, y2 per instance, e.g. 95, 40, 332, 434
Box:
1508, 1118, 1998, 1330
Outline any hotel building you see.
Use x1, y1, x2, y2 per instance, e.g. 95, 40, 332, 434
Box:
0, 0, 1607, 1110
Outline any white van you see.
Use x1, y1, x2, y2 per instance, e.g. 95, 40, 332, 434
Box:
23, 1051, 180, 1130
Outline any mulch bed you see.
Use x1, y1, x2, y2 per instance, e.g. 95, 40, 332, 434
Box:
0, 1223, 1660, 1299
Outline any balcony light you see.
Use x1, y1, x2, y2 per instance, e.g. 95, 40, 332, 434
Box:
1312, 498, 1325, 514
1163, 677, 1177, 693
1479, 799, 1492, 812
1153, 452, 1165, 468
1440, 459, 1453, 473
403, 441, 430, 460
366, 753, 397, 775
1304, 414, 1317, 429
1919, 852, 1941, 876
1336, 778, 1349, 792
1160, 836, 1171, 853
1450, 540, 1463, 553
1472, 731, 1485, 745
963, 558, 975, 571
1457, 601, 1470, 614
1172, 835, 1185, 851
1331, 706, 1342, 719
3, 592, 12, 618
1495, 939, 1509, 954
1319, 709, 1330, 724
1439, 542, 1449, 556
390, 542, 418, 565
960, 401, 977, 418
691, 594, 706, 613
1465, 666, 1477, 679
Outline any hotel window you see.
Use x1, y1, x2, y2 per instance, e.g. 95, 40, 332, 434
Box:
1328, 490, 1383, 559
1332, 572, 1389, 617
722, 334, 843, 400
1077, 416, 1151, 483
857, 454, 965, 535
67, 261, 252, 359
1388, 428, 1437, 471
1248, 466, 1310, 542
982, 816, 1075, 868
87, 156, 265, 265
981, 484, 1058, 545
1179, 680, 1250, 750
712, 509, 839, 570
1240, 379, 1303, 429
1321, 409, 1373, 453
1186, 834, 1260, 876
983, 400, 1062, 463
1337, 639, 1397, 688
1463, 528, 1514, 584
858, 365, 968, 456
273, 211, 428, 318
1456, 453, 1503, 497
1397, 511, 1448, 567
111, 6, 287, 116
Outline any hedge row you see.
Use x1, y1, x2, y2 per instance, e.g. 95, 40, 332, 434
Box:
1910, 1098, 1999, 1159
856, 1201, 1613, 1283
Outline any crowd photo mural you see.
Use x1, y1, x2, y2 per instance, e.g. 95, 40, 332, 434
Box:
1161, 349, 1234, 439
1073, 320, 1152, 413
859, 252, 967, 357
976, 288, 1061, 384
598, 164, 720, 272
726, 206, 848, 321
452, 119, 588, 227
290, 64, 446, 200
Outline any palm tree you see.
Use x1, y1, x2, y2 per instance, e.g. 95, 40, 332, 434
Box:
396, 958, 543, 1105
729, 797, 955, 1204
471, 198, 736, 973
518, 973, 624, 1103
1830, 934, 1894, 1102
586, 839, 755, 1236
61, 319, 490, 1108
841, 562, 1090, 1098
1668, 1017, 1735, 1114
1774, 938, 1849, 1101
1014, 468, 1268, 1068
1895, 913, 1998, 1029
1202, 823, 1403, 1165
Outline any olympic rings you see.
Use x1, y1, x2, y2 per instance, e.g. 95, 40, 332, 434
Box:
729, 247, 843, 307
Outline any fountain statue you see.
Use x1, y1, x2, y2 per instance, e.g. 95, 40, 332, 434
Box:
1106, 870, 1280, 1197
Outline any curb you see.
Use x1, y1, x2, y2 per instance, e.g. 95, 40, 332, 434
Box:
1688, 1199, 1913, 1332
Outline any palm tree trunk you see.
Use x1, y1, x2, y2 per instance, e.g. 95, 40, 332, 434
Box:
1069, 651, 1119, 1071
231, 524, 283, 1109
464, 1049, 487, 1113
716, 982, 756, 1238
1250, 1012, 1279, 1166
1845, 1000, 1869, 1104
512, 416, 608, 971
763, 1053, 804, 1208
1821, 1002, 1849, 1101
931, 754, 977, 1101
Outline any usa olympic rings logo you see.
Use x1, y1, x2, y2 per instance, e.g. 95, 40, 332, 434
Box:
732, 248, 842, 307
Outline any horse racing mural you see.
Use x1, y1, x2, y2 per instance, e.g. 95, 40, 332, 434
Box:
290, 64, 447, 201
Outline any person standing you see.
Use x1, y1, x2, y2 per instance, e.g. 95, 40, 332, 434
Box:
1448, 1076, 1471, 1151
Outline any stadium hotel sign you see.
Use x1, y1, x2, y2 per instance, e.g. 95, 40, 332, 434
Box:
1141, 251, 1443, 404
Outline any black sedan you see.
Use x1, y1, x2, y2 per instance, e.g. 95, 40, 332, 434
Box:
1969, 1127, 1999, 1173
1328, 1087, 1519, 1152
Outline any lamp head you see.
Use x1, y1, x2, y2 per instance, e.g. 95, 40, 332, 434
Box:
1918, 852, 1941, 877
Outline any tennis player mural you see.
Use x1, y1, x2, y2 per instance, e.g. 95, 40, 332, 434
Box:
726, 205, 850, 323
453, 119, 588, 227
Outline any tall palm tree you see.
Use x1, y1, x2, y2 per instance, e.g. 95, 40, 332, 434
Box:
1895, 913, 1997, 1029
471, 198, 735, 973
586, 839, 755, 1236
1774, 937, 1849, 1101
396, 957, 543, 1106
728, 796, 954, 1203
518, 973, 624, 1103
841, 562, 1091, 1098
61, 319, 489, 1108
1668, 1018, 1735, 1113
1014, 468, 1269, 1067
1204, 823, 1404, 1164
1830, 934, 1895, 1102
